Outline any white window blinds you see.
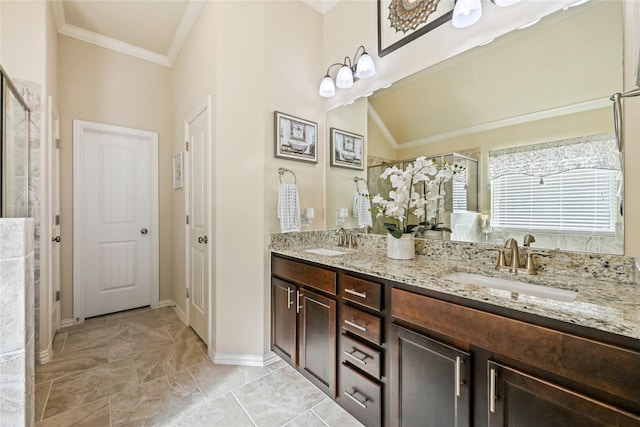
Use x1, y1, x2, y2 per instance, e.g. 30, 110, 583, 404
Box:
490, 134, 621, 234
491, 169, 618, 233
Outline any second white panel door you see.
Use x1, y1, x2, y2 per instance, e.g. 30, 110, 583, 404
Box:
187, 107, 209, 344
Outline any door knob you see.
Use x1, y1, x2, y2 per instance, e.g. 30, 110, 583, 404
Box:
141, 228, 148, 235
198, 236, 208, 244
52, 236, 61, 243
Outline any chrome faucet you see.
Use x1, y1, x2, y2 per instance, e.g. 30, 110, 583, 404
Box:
504, 238, 521, 273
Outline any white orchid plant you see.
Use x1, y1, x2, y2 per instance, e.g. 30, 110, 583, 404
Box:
371, 157, 462, 238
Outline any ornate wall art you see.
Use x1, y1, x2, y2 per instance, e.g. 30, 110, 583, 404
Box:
378, 0, 455, 57
274, 111, 318, 163
330, 128, 364, 170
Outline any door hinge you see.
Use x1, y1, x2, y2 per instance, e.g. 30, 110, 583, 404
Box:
186, 215, 190, 225
185, 141, 189, 152
186, 288, 190, 299
55, 290, 60, 302
55, 138, 60, 149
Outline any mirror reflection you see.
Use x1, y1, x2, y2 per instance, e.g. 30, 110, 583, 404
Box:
326, 0, 623, 255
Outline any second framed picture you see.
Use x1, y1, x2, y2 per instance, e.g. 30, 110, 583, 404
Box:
330, 128, 364, 170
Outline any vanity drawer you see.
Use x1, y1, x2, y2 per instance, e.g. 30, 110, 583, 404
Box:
341, 363, 382, 427
340, 275, 382, 311
272, 256, 336, 295
341, 304, 382, 345
341, 334, 382, 380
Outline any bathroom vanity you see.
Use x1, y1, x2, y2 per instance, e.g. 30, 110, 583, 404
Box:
270, 239, 640, 427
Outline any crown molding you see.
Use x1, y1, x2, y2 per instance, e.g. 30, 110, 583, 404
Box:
59, 23, 171, 67
53, 0, 205, 68
398, 98, 612, 149
367, 102, 399, 150
166, 0, 205, 65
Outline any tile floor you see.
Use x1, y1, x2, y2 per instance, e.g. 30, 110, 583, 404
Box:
35, 306, 363, 427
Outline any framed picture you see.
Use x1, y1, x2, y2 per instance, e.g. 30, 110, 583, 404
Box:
173, 152, 183, 189
331, 128, 364, 170
274, 111, 318, 163
378, 0, 455, 57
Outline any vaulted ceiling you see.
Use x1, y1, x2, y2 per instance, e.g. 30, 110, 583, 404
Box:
52, 0, 332, 67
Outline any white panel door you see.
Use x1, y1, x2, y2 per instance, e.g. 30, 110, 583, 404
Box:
186, 107, 209, 343
74, 121, 158, 319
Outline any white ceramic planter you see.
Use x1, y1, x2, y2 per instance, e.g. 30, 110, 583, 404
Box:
386, 233, 415, 260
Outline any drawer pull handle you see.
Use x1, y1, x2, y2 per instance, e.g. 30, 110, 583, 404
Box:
287, 287, 293, 309
345, 288, 367, 299
344, 319, 367, 332
489, 368, 497, 413
296, 290, 302, 314
344, 390, 369, 409
343, 349, 369, 365
455, 356, 461, 397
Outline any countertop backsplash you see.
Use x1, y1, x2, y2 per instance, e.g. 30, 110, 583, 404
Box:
269, 230, 639, 285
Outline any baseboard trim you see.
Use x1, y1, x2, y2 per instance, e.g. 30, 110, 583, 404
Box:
157, 299, 175, 308
60, 318, 75, 329
38, 343, 53, 364
212, 351, 280, 367
158, 299, 188, 325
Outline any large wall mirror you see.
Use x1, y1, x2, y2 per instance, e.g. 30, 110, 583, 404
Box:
326, 0, 624, 255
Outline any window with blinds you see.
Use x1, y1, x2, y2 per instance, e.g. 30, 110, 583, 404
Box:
491, 169, 617, 234
452, 179, 467, 211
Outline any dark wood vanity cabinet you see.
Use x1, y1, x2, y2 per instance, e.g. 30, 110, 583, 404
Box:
391, 325, 471, 427
271, 253, 640, 427
391, 287, 640, 427
338, 273, 386, 427
271, 256, 337, 397
488, 361, 640, 427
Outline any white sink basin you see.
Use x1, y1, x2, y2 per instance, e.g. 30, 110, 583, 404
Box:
441, 271, 578, 302
304, 248, 347, 256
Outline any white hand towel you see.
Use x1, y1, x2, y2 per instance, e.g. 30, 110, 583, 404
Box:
278, 183, 301, 233
353, 190, 373, 228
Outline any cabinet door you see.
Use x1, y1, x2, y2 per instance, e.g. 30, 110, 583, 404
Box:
271, 278, 297, 366
299, 288, 337, 397
392, 325, 471, 427
488, 361, 640, 427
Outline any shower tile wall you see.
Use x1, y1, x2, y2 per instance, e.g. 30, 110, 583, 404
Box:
15, 79, 42, 358
0, 218, 35, 427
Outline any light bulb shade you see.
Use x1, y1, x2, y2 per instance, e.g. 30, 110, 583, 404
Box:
355, 53, 376, 79
319, 75, 336, 97
452, 0, 482, 28
492, 0, 520, 6
336, 65, 354, 89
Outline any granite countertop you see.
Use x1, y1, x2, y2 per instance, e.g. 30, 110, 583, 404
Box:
271, 245, 640, 342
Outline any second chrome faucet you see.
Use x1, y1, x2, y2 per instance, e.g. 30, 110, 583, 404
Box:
489, 235, 548, 275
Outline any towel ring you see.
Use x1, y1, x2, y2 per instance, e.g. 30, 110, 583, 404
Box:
278, 167, 297, 184
354, 177, 368, 193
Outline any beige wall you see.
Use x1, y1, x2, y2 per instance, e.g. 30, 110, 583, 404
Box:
57, 35, 173, 319
170, 1, 323, 356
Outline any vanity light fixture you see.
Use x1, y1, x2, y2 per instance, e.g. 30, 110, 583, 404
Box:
452, 0, 483, 28
319, 46, 376, 98
452, 0, 520, 29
